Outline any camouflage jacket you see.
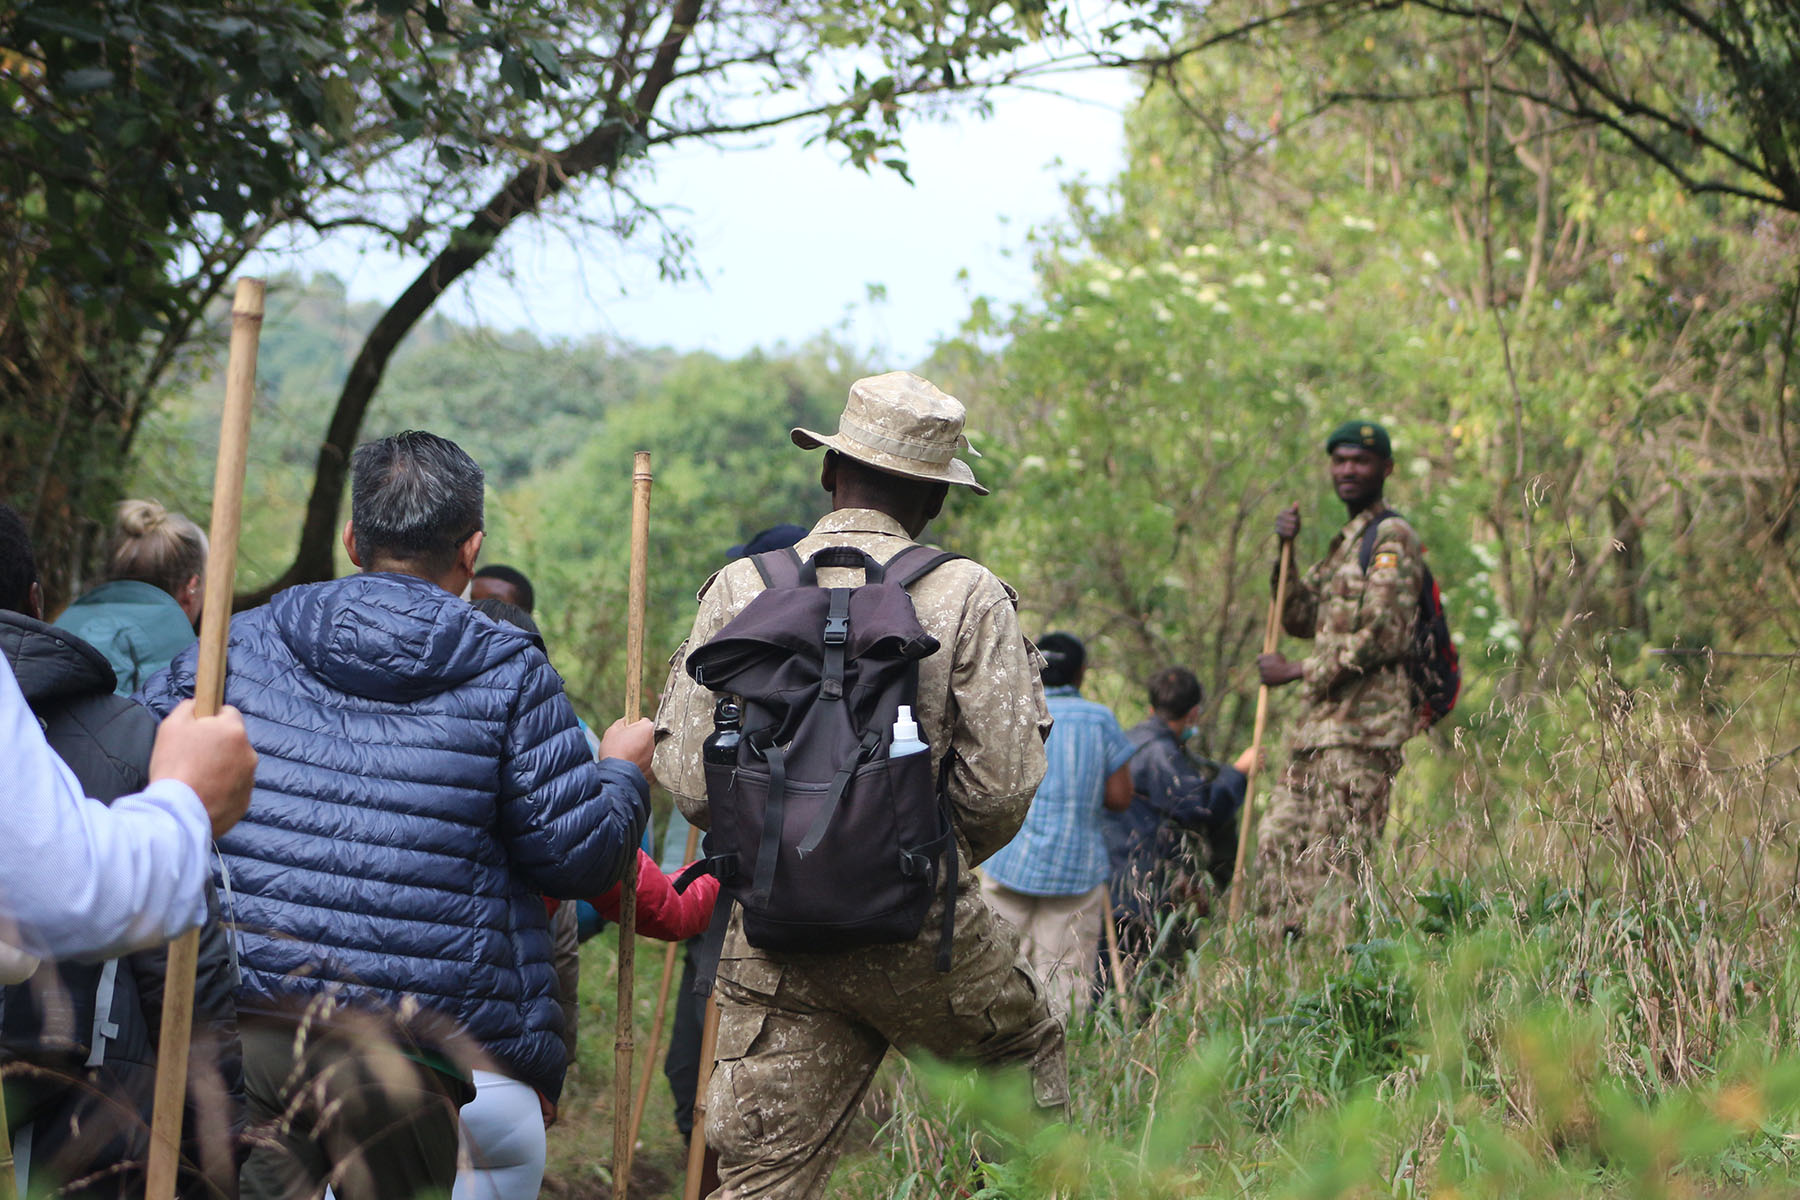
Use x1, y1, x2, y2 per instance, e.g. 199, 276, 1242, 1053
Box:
653, 508, 1053, 867
1278, 504, 1425, 750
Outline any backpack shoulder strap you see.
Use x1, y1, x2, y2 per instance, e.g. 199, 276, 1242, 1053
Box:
885, 544, 966, 590
1357, 510, 1401, 572
750, 546, 804, 588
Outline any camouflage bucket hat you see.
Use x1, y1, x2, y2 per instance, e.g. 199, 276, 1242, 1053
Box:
792, 371, 988, 495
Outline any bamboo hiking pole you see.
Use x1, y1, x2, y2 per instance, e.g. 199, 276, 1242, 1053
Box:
1, 1075, 15, 1200
614, 452, 652, 1199
683, 991, 722, 1200
1227, 538, 1294, 923
626, 821, 700, 1159
146, 277, 265, 1200
1100, 890, 1134, 1025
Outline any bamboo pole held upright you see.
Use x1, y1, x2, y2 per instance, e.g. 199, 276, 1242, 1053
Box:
682, 992, 721, 1200
614, 451, 653, 1199
1, 1072, 15, 1200
627, 821, 700, 1159
1227, 538, 1294, 923
145, 277, 265, 1200
1100, 889, 1134, 1025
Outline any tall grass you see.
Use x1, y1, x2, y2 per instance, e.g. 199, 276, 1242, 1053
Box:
543, 658, 1799, 1196
812, 657, 1800, 1198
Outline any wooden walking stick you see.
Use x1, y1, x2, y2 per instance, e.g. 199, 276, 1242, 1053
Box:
626, 821, 700, 1161
146, 277, 265, 1200
1226, 537, 1294, 923
614, 452, 652, 1199
1, 1078, 15, 1200
682, 987, 722, 1200
1100, 890, 1135, 1025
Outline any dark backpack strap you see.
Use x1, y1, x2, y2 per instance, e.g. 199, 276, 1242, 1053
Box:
751, 547, 804, 588
691, 897, 735, 998
674, 853, 739, 893
748, 739, 787, 908
1357, 510, 1400, 572
884, 545, 966, 591
796, 730, 882, 857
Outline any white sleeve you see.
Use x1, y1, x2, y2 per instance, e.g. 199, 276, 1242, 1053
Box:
0, 654, 210, 959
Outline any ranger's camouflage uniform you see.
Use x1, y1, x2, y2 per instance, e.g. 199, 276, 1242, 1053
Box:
653, 507, 1062, 1200
1256, 504, 1424, 930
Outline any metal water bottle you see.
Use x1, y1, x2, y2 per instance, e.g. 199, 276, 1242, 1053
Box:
704, 695, 742, 766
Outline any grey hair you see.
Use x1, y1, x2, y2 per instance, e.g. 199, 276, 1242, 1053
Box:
350, 431, 484, 572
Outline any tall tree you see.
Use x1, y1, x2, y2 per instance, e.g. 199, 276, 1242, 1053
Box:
0, 0, 627, 602
248, 0, 1149, 602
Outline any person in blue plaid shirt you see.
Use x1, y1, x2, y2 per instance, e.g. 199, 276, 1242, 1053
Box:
980, 632, 1134, 1018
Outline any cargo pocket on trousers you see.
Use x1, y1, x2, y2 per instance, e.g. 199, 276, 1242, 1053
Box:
946, 923, 1039, 1037
708, 1004, 770, 1150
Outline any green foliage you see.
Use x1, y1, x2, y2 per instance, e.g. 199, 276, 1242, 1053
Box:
507, 343, 861, 723
931, 0, 1800, 760
0, 0, 576, 344
130, 274, 861, 727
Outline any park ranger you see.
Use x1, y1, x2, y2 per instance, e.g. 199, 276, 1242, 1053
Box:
1253, 420, 1426, 934
653, 371, 1063, 1199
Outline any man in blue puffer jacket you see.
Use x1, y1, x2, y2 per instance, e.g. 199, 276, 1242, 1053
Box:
140, 431, 653, 1200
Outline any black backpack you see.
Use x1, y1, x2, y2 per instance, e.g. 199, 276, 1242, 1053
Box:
681, 544, 965, 969
1359, 512, 1460, 727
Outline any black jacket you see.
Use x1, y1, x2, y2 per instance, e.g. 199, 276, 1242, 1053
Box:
0, 611, 243, 1199
1103, 718, 1247, 921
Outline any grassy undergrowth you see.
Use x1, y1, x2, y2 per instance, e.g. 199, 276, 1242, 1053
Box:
549, 663, 1800, 1197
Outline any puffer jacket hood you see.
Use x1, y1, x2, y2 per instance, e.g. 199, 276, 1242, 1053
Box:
0, 610, 118, 705
271, 572, 533, 702
137, 570, 649, 1101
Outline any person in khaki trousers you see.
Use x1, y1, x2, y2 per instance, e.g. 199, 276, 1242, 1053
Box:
654, 371, 1064, 1200
978, 632, 1134, 1018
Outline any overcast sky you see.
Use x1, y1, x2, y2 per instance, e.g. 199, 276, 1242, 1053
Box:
246, 69, 1138, 365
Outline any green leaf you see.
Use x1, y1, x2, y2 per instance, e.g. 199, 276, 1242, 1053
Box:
525, 37, 563, 81
497, 51, 529, 98
59, 67, 116, 93
20, 8, 108, 42
387, 80, 428, 114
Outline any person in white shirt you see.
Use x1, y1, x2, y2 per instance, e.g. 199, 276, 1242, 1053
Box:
0, 651, 255, 962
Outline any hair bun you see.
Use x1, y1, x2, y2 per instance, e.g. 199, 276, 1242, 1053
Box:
115, 498, 169, 537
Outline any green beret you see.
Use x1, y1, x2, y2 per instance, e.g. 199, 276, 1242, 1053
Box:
1325, 419, 1391, 459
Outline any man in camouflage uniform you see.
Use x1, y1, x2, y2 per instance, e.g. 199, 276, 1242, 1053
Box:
653, 371, 1063, 1199
1253, 420, 1426, 933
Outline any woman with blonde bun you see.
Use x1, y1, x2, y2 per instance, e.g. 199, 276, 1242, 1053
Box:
56, 499, 207, 695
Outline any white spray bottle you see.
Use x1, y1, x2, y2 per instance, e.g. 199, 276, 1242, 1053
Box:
889, 705, 928, 757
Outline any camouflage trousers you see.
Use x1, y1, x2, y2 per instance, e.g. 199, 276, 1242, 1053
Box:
1252, 745, 1404, 935
706, 884, 1068, 1200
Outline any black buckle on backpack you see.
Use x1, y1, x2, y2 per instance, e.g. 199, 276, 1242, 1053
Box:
821, 588, 852, 702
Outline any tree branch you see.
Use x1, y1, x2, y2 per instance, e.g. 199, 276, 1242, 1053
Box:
241, 0, 708, 605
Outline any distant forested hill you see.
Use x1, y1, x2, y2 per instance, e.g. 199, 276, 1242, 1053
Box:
127, 272, 869, 720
